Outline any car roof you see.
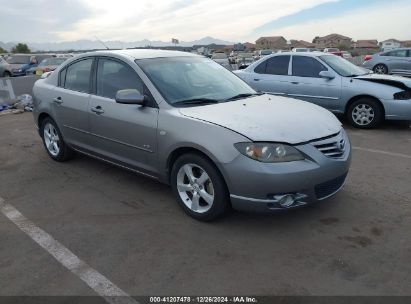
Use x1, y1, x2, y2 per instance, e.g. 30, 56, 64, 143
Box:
86, 49, 200, 60
270, 51, 327, 57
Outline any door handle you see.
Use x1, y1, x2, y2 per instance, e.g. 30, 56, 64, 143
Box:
91, 106, 105, 114
291, 81, 299, 85
254, 78, 260, 81
53, 97, 63, 104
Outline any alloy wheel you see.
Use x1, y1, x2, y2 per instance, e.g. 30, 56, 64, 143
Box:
43, 122, 61, 156
176, 163, 215, 213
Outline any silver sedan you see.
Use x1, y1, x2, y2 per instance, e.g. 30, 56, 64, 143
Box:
234, 52, 411, 128
33, 50, 351, 221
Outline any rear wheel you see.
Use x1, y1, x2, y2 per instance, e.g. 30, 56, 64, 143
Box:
40, 117, 73, 161
373, 64, 388, 74
347, 98, 383, 129
171, 153, 230, 221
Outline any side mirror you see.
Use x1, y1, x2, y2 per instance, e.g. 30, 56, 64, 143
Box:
115, 89, 145, 105
319, 70, 335, 79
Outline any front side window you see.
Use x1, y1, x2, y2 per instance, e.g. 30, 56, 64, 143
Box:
264, 56, 290, 75
292, 56, 327, 78
137, 56, 255, 105
64, 59, 93, 93
96, 58, 143, 99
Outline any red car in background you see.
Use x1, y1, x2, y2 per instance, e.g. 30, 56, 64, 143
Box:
324, 48, 343, 57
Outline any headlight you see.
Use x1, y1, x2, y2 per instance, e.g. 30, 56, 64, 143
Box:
394, 90, 411, 100
234, 143, 305, 163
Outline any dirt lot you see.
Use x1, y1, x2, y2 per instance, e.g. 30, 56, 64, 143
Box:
0, 113, 410, 298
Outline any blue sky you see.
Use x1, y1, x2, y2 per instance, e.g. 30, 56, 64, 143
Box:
254, 0, 385, 35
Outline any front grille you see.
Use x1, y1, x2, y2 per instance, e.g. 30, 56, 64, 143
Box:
315, 173, 347, 199
312, 132, 346, 159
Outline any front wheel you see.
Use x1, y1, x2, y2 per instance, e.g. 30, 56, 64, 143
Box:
3, 71, 11, 78
171, 153, 230, 221
40, 117, 73, 161
347, 98, 383, 129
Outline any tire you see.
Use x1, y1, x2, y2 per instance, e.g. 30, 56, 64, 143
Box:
3, 71, 11, 78
347, 98, 384, 129
40, 117, 73, 161
373, 64, 388, 74
170, 153, 230, 221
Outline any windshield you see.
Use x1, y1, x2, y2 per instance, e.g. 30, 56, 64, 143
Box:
211, 53, 227, 59
137, 56, 255, 105
319, 55, 368, 77
39, 57, 66, 66
7, 55, 30, 64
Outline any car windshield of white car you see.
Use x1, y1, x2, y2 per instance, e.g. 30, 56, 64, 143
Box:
136, 56, 255, 106
320, 55, 368, 77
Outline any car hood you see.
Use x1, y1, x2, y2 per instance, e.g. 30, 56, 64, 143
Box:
179, 94, 342, 144
354, 74, 411, 90
9, 63, 26, 69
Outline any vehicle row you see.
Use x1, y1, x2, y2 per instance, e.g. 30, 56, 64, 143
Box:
0, 53, 72, 78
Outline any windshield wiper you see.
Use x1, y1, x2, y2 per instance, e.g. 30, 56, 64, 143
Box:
224, 92, 263, 102
173, 98, 220, 106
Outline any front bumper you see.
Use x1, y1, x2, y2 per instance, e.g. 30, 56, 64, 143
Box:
382, 98, 411, 121
222, 131, 352, 212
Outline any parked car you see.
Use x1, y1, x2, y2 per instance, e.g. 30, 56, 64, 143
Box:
253, 49, 273, 61
341, 51, 352, 59
211, 52, 231, 69
236, 52, 254, 68
292, 48, 310, 53
362, 48, 411, 76
26, 57, 68, 76
234, 52, 411, 128
6, 54, 54, 76
32, 50, 351, 221
324, 48, 343, 57
0, 56, 12, 77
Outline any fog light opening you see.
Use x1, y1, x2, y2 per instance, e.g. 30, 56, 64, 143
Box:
274, 194, 296, 208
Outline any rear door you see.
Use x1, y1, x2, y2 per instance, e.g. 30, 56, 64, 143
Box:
88, 57, 159, 176
288, 55, 341, 109
52, 57, 94, 149
250, 55, 291, 95
381, 49, 410, 74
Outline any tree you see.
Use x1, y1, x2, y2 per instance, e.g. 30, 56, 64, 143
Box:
11, 43, 31, 54
0, 46, 7, 53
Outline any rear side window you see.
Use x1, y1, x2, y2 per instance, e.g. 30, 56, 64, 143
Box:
96, 58, 144, 99
265, 56, 290, 75
254, 61, 267, 74
64, 59, 93, 93
292, 56, 327, 78
382, 50, 408, 57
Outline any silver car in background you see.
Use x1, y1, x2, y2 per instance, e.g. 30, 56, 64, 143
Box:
211, 52, 231, 69
33, 50, 351, 221
235, 52, 411, 128
362, 48, 411, 76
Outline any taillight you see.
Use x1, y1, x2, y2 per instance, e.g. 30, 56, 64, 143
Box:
364, 55, 372, 61
44, 67, 50, 72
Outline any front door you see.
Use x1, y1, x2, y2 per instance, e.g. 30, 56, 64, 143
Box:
88, 57, 159, 176
288, 55, 341, 110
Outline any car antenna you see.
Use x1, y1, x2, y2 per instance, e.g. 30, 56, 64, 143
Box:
95, 36, 110, 50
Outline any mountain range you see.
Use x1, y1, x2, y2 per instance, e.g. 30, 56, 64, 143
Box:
0, 36, 235, 52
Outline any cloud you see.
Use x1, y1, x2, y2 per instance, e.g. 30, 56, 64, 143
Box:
0, 0, 93, 42
260, 0, 411, 41
53, 0, 333, 42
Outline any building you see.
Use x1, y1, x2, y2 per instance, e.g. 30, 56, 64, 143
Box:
353, 40, 379, 49
313, 33, 352, 49
402, 40, 411, 47
289, 40, 316, 50
379, 39, 402, 51
255, 36, 287, 50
